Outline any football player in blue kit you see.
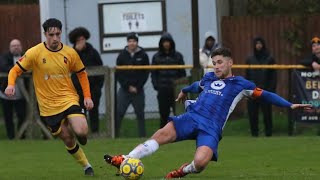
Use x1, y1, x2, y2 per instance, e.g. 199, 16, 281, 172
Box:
104, 47, 311, 179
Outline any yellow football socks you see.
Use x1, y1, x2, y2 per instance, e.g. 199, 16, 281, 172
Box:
66, 143, 89, 167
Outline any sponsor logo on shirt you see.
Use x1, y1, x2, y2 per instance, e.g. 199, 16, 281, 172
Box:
44, 74, 50, 80
210, 80, 225, 90
204, 80, 226, 96
44, 73, 65, 80
205, 89, 223, 96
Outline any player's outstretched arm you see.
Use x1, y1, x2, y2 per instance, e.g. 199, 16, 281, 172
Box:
5, 64, 23, 97
175, 81, 202, 103
259, 89, 312, 109
290, 104, 312, 110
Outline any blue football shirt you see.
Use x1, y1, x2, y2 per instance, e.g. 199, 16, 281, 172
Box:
187, 72, 261, 132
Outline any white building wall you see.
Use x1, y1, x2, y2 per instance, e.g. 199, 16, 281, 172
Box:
199, 0, 219, 47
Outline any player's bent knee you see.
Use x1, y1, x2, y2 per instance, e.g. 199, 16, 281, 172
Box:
75, 130, 87, 137
68, 116, 88, 136
73, 125, 88, 137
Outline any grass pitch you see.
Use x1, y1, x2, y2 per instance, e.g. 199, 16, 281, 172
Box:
1, 113, 320, 179
0, 136, 320, 180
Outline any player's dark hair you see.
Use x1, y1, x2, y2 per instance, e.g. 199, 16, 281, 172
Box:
68, 27, 90, 44
42, 18, 62, 32
211, 47, 232, 58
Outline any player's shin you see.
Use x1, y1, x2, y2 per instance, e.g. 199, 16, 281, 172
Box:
127, 139, 159, 159
66, 143, 91, 168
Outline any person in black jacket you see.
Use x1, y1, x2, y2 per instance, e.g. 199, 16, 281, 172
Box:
245, 37, 277, 137
69, 27, 104, 135
116, 32, 149, 137
0, 39, 27, 139
151, 32, 186, 128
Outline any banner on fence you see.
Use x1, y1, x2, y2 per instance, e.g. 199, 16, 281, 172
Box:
292, 70, 320, 123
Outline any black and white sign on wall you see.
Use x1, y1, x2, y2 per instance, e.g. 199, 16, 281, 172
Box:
98, 0, 166, 53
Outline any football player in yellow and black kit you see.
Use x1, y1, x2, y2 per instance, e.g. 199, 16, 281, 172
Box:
5, 18, 95, 176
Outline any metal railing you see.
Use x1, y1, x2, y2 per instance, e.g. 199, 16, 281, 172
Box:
0, 64, 309, 139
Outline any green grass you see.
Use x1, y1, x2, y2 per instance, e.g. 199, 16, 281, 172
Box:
0, 137, 320, 180
1, 113, 320, 179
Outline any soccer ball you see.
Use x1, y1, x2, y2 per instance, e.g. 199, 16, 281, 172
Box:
120, 158, 144, 180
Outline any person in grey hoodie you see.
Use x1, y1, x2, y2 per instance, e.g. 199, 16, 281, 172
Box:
199, 31, 219, 74
151, 32, 186, 128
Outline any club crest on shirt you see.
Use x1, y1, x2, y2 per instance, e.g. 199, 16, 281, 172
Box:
64, 57, 68, 64
210, 80, 226, 90
18, 55, 26, 62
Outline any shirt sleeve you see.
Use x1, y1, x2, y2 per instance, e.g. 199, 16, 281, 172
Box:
16, 49, 35, 72
242, 80, 292, 108
182, 81, 202, 93
9, 49, 35, 86
242, 79, 258, 98
260, 90, 292, 108
199, 72, 211, 88
76, 71, 91, 98
8, 65, 23, 86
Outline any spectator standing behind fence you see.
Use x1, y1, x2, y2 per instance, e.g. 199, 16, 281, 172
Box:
69, 27, 104, 136
300, 37, 320, 135
300, 37, 320, 73
199, 31, 219, 74
0, 39, 27, 139
151, 32, 186, 128
115, 32, 149, 137
245, 37, 277, 137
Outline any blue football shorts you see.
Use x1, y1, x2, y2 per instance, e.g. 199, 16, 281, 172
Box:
168, 112, 221, 161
